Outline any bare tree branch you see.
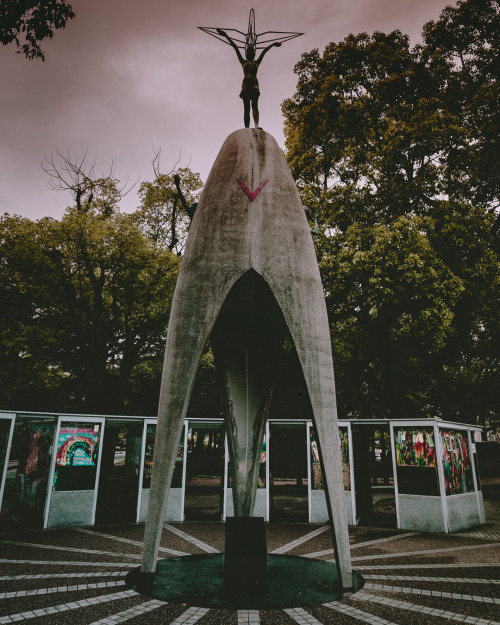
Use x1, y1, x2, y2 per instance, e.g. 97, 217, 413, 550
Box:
151, 146, 182, 178
42, 150, 136, 212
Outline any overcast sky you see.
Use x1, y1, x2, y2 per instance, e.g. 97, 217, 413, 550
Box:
1, 0, 450, 220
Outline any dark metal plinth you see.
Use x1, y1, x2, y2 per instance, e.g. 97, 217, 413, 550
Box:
224, 517, 268, 592
126, 554, 364, 609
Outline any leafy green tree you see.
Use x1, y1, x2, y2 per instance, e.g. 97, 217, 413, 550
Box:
0, 0, 74, 60
0, 163, 181, 414
282, 0, 500, 425
422, 0, 500, 209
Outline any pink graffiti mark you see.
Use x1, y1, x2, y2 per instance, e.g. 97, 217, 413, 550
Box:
236, 178, 268, 201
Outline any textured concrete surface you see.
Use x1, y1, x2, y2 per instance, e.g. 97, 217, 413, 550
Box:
142, 129, 351, 586
0, 519, 499, 623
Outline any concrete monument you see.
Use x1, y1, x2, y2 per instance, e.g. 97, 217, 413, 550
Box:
135, 10, 359, 606
140, 128, 354, 592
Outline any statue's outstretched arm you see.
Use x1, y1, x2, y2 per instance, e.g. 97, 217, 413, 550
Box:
217, 29, 245, 64
256, 41, 281, 65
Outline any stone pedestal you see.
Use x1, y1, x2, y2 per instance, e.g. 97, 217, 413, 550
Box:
224, 517, 267, 592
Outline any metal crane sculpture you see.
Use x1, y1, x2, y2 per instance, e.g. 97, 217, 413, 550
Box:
199, 9, 303, 128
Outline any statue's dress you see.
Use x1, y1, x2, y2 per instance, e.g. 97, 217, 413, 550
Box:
240, 60, 260, 100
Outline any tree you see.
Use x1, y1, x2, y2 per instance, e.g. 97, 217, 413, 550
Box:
42, 150, 133, 216
422, 0, 500, 210
134, 151, 203, 255
0, 0, 74, 60
0, 155, 182, 415
282, 0, 500, 425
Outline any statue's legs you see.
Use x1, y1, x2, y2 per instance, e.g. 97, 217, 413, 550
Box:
243, 99, 251, 128
252, 94, 260, 129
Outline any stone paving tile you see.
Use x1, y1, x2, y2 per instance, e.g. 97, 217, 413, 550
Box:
298, 530, 419, 560
355, 564, 500, 577
259, 610, 297, 625
282, 531, 332, 558
90, 524, 205, 555
0, 569, 128, 594
271, 526, 330, 555
284, 526, 407, 558
351, 597, 447, 624
0, 560, 137, 578
350, 543, 500, 566
0, 588, 139, 617
0, 591, 144, 624
322, 600, 400, 625
0, 571, 127, 582
86, 598, 166, 624
349, 528, 402, 543
238, 609, 261, 624
167, 522, 226, 553
164, 524, 219, 553
284, 606, 324, 623
266, 524, 327, 554
361, 587, 500, 622
306, 603, 368, 625
113, 603, 188, 625
0, 542, 140, 563
197, 608, 238, 624
74, 528, 188, 558
0, 578, 125, 601
349, 534, 495, 560
362, 574, 500, 585
364, 582, 500, 602
2, 529, 145, 555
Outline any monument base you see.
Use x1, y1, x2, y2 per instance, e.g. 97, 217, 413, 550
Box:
224, 517, 268, 592
126, 554, 364, 609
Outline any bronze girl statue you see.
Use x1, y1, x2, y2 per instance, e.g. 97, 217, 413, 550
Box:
217, 29, 280, 129
200, 10, 303, 129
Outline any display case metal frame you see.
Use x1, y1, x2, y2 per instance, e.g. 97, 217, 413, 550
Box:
0, 412, 15, 511
137, 418, 189, 523
306, 420, 356, 525
44, 414, 106, 528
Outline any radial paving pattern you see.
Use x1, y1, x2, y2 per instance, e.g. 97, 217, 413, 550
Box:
0, 521, 499, 624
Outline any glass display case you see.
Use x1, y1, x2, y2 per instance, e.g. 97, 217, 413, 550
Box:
1, 411, 485, 532
440, 429, 474, 496
310, 427, 351, 491
45, 417, 105, 528
394, 427, 439, 496
308, 423, 354, 524
142, 424, 184, 490
1, 415, 54, 525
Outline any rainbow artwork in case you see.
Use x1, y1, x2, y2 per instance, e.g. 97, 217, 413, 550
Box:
55, 425, 100, 467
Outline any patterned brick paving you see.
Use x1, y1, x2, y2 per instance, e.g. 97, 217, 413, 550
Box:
0, 514, 498, 624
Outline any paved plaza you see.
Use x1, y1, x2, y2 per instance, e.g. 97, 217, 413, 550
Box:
0, 484, 498, 624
